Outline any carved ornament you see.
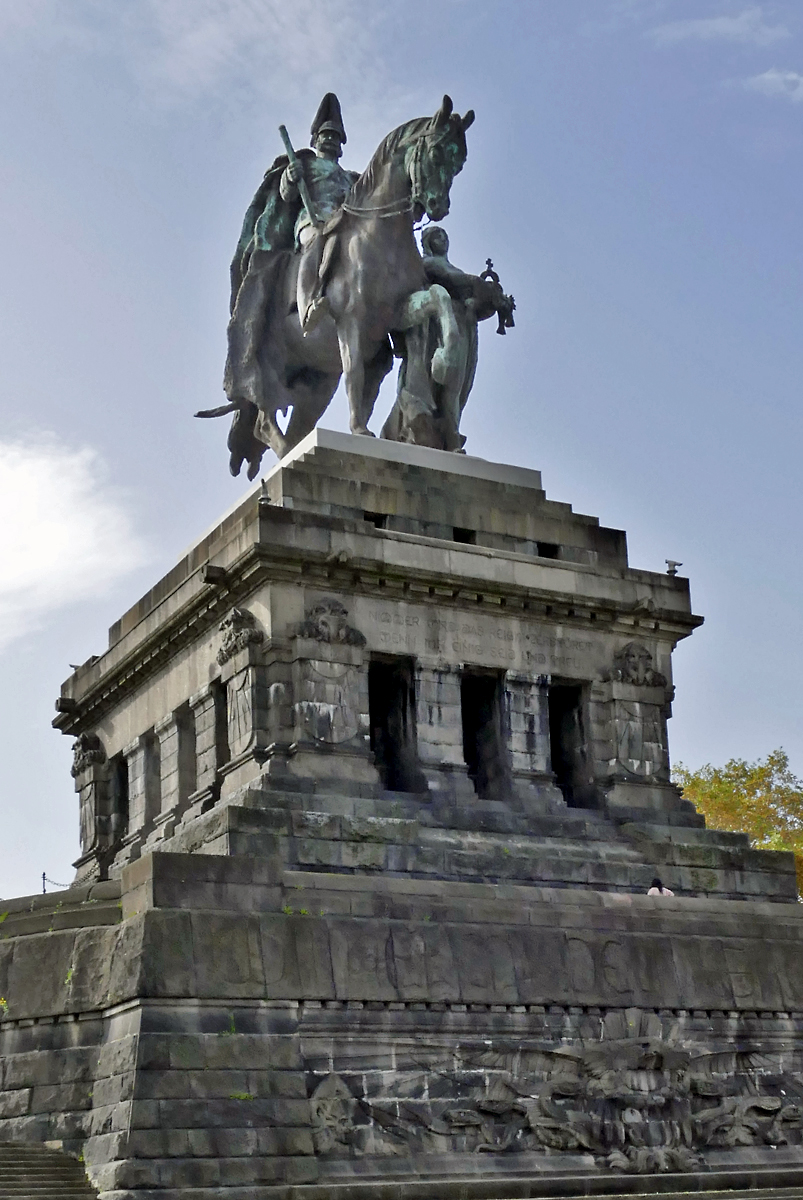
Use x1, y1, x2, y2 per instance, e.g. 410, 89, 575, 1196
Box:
298, 598, 366, 647
310, 1007, 802, 1167
609, 641, 667, 687
216, 606, 265, 665
70, 732, 107, 778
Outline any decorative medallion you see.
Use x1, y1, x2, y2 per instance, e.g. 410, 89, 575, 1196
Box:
298, 598, 366, 647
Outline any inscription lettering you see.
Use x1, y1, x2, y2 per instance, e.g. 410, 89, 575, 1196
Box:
364, 605, 601, 674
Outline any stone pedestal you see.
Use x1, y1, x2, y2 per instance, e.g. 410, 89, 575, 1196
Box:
0, 430, 795, 1197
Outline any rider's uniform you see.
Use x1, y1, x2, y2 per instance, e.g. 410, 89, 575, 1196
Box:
279, 155, 358, 246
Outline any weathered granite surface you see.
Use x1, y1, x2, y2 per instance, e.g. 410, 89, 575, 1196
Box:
0, 433, 799, 1197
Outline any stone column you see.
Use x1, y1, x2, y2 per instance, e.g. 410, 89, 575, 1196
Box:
503, 671, 562, 811
414, 663, 473, 800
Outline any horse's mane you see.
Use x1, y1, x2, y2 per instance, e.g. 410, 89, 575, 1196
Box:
348, 115, 435, 205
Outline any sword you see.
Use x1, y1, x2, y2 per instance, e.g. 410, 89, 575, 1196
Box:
278, 124, 323, 231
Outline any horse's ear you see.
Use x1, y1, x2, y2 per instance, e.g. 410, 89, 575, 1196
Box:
461, 109, 475, 131
434, 94, 453, 127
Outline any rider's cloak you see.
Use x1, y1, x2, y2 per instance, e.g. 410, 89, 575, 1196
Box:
228, 150, 314, 313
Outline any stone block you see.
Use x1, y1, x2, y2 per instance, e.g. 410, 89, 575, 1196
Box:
204, 1034, 303, 1072
191, 913, 264, 999
7, 932, 75, 1019
140, 912, 196, 997
0, 1088, 31, 1118
340, 841, 386, 870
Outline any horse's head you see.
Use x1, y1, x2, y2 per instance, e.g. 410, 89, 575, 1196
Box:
406, 96, 474, 223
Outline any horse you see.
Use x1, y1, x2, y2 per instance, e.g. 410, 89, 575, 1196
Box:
207, 96, 474, 477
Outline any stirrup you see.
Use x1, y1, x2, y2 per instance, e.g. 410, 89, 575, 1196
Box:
301, 295, 331, 336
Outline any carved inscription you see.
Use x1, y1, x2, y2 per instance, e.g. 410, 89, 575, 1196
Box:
364, 605, 598, 672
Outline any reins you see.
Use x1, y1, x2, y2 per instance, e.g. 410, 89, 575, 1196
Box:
342, 130, 429, 221
342, 198, 414, 218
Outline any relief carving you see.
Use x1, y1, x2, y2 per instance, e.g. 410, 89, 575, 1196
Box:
615, 701, 669, 780
70, 732, 107, 778
298, 598, 366, 646
310, 1074, 359, 1154
609, 642, 667, 687
309, 1007, 802, 1167
300, 660, 361, 743
71, 733, 108, 859
216, 606, 264, 665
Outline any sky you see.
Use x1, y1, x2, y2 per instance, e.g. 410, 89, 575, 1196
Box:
0, 0, 801, 898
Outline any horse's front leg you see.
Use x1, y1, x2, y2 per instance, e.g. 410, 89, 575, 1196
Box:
337, 317, 374, 436
397, 284, 460, 384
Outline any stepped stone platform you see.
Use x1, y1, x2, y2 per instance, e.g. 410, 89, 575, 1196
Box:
0, 1142, 97, 1197
0, 431, 800, 1197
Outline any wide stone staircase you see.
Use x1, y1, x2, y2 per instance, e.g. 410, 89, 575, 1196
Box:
0, 1143, 97, 1198
160, 776, 797, 901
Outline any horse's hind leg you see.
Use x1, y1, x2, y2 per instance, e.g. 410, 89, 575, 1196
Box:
281, 374, 340, 450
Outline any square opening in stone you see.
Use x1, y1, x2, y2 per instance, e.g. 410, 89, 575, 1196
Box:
363, 511, 388, 530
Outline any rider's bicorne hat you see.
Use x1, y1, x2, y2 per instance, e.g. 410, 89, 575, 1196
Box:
310, 92, 347, 145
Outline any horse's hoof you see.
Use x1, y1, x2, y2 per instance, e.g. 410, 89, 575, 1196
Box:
351, 426, 376, 438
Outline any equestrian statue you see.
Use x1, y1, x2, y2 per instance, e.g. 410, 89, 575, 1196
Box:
197, 93, 514, 477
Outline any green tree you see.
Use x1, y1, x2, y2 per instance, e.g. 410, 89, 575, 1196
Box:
673, 749, 803, 894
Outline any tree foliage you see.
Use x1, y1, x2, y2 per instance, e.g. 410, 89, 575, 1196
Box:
673, 749, 803, 894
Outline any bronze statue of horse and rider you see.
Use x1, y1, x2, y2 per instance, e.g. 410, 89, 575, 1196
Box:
197, 94, 513, 478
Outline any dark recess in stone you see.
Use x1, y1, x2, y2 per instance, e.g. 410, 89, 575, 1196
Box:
549, 681, 590, 807
363, 511, 388, 529
461, 668, 510, 799
369, 656, 424, 792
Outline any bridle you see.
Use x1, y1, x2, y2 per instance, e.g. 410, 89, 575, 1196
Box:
341, 132, 433, 221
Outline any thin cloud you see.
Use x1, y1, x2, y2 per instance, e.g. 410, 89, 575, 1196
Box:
0, 0, 392, 109
137, 0, 383, 102
744, 66, 803, 101
649, 7, 790, 48
0, 438, 148, 652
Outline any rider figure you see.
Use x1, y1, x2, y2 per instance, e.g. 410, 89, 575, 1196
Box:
280, 93, 358, 247
221, 94, 359, 478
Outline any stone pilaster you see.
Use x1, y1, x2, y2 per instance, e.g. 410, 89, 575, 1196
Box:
142, 707, 196, 848
284, 638, 376, 787
593, 679, 689, 821
414, 663, 472, 799
114, 733, 160, 867
218, 642, 273, 793
503, 671, 562, 811
70, 733, 111, 884
177, 684, 227, 824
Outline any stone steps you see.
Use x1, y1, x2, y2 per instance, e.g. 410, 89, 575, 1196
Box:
160, 778, 797, 901
0, 1143, 97, 1197
205, 802, 793, 898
